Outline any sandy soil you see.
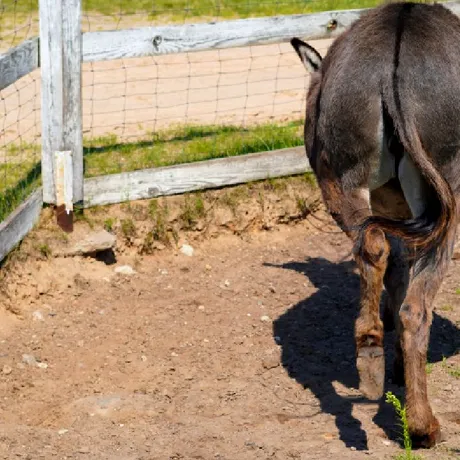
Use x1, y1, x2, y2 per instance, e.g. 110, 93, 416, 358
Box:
0, 189, 459, 459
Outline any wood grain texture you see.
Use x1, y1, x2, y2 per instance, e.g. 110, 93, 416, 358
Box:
0, 190, 42, 263
84, 147, 310, 207
62, 0, 83, 203
55, 150, 74, 212
40, 0, 63, 203
0, 38, 39, 91
82, 9, 364, 62
82, 2, 460, 62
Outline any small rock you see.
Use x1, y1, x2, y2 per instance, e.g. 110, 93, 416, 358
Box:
444, 384, 453, 391
159, 269, 168, 275
269, 285, 276, 293
22, 354, 37, 366
350, 447, 357, 451
180, 244, 194, 257
141, 355, 147, 362
171, 352, 178, 357
274, 336, 282, 345
198, 305, 205, 311
37, 362, 48, 369
224, 280, 230, 287
32, 311, 44, 321
78, 447, 90, 454
2, 365, 12, 375
260, 315, 271, 323
205, 264, 212, 271
58, 429, 68, 435
114, 265, 136, 275
381, 440, 391, 447
67, 230, 117, 256
262, 354, 279, 370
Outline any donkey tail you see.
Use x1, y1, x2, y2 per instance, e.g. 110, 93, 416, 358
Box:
357, 120, 456, 271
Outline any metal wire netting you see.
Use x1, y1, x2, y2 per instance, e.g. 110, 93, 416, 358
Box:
0, 0, 383, 221
0, 0, 40, 222
80, 0, 365, 177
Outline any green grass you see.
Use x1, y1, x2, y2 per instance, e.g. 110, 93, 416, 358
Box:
0, 147, 41, 224
4, 1, 383, 20
0, 121, 303, 223
442, 356, 460, 379
83, 121, 304, 177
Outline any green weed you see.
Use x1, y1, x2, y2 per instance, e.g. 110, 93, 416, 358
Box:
385, 391, 422, 460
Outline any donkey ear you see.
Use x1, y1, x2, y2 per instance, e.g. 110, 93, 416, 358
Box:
290, 38, 322, 73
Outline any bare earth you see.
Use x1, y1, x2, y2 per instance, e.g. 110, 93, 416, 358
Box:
0, 210, 459, 459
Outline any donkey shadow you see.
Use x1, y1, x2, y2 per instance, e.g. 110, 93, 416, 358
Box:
269, 257, 460, 450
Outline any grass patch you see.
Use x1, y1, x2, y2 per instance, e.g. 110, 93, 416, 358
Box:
0, 143, 41, 222
4, 1, 384, 22
180, 194, 206, 229
442, 356, 460, 379
0, 121, 303, 223
83, 121, 303, 177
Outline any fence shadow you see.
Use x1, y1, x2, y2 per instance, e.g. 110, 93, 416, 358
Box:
269, 257, 460, 450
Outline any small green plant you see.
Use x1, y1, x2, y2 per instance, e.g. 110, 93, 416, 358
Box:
296, 196, 310, 218
425, 362, 434, 375
439, 304, 454, 312
303, 172, 318, 188
148, 199, 170, 244
179, 194, 206, 229
104, 218, 115, 232
37, 243, 52, 259
454, 288, 460, 295
441, 356, 460, 379
385, 391, 422, 460
121, 218, 136, 240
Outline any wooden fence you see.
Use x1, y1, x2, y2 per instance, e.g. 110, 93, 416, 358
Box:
1, 1, 460, 262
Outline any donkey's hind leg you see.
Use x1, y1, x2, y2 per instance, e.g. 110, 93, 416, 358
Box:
318, 169, 390, 400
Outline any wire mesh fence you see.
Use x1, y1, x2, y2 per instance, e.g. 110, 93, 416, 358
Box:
80, 0, 362, 178
0, 0, 40, 222
0, 0, 384, 223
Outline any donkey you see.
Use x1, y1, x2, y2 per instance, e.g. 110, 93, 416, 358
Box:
291, 1, 460, 448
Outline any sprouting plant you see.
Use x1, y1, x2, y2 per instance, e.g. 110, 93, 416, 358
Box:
385, 391, 423, 460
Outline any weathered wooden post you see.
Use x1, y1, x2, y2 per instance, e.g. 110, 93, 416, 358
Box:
39, 0, 82, 232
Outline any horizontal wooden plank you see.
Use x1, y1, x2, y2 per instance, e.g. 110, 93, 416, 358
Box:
84, 147, 310, 207
82, 2, 460, 61
0, 190, 43, 263
0, 38, 39, 90
82, 9, 363, 61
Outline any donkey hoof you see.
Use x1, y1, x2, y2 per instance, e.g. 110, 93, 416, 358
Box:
411, 418, 443, 449
356, 346, 385, 400
411, 429, 443, 449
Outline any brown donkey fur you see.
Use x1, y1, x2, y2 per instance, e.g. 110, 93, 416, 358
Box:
291, 2, 460, 448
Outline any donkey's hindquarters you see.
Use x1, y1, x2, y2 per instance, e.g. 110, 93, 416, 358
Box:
291, 1, 460, 448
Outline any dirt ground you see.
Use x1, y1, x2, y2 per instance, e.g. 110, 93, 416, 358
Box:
0, 184, 459, 460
